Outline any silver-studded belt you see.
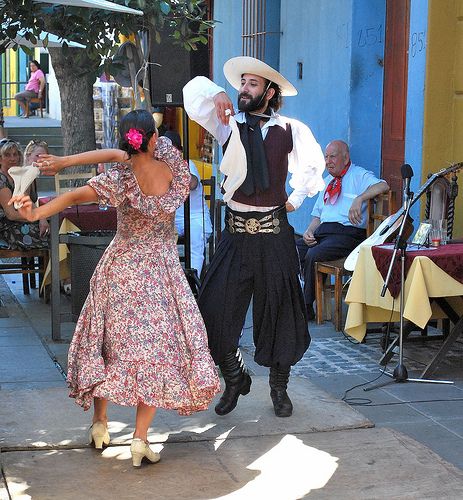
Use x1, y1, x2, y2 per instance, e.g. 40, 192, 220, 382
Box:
227, 211, 282, 235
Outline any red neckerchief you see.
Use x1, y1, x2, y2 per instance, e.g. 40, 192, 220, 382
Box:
323, 161, 351, 205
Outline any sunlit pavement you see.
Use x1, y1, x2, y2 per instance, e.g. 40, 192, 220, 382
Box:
1, 274, 463, 499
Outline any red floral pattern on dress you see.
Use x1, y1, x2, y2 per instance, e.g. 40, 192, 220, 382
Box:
66, 137, 220, 414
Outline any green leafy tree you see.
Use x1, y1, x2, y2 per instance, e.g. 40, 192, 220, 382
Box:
0, 0, 212, 156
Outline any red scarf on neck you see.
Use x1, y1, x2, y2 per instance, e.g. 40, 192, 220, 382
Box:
323, 161, 351, 205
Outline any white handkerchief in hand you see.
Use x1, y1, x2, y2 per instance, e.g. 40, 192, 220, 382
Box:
8, 164, 40, 208
219, 114, 247, 202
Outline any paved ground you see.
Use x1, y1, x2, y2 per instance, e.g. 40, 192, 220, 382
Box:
2, 116, 61, 129
1, 272, 463, 498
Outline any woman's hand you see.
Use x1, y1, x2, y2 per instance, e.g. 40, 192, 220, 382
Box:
8, 195, 37, 221
36, 154, 68, 175
39, 219, 50, 237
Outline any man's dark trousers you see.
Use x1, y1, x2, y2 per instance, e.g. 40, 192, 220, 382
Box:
296, 222, 366, 307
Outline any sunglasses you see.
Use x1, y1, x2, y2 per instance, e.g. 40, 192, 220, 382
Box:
27, 139, 48, 147
0, 138, 18, 146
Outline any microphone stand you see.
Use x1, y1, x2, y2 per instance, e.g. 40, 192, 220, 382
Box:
365, 189, 453, 390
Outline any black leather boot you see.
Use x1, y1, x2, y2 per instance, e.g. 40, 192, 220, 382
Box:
269, 367, 293, 417
215, 349, 252, 416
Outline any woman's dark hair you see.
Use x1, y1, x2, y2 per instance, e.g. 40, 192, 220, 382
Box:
266, 80, 282, 112
30, 59, 41, 70
119, 109, 157, 157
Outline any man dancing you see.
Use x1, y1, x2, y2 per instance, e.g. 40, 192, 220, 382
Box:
183, 56, 325, 417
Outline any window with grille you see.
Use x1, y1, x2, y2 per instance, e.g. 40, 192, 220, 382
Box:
242, 0, 268, 59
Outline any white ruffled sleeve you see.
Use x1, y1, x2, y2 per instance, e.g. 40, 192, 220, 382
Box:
286, 118, 325, 210
182, 76, 231, 146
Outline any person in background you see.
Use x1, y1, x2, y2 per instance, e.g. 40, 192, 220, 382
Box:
14, 60, 45, 118
164, 130, 212, 275
296, 140, 389, 319
13, 110, 220, 467
183, 56, 325, 418
0, 139, 48, 248
24, 139, 49, 165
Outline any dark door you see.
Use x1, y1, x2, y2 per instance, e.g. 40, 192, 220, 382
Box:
381, 0, 410, 206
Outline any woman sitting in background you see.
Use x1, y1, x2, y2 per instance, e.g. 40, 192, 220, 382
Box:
14, 60, 45, 118
0, 139, 48, 249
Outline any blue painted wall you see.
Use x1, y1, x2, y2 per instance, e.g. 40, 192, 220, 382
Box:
280, 0, 353, 231
280, 0, 386, 232
405, 0, 429, 223
349, 0, 386, 171
212, 1, 243, 92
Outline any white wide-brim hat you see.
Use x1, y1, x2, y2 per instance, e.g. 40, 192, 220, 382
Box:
223, 56, 297, 96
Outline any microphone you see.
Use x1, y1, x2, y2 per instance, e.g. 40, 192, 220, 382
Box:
401, 163, 413, 201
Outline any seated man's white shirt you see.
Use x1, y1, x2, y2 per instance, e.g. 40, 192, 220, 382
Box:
311, 164, 386, 229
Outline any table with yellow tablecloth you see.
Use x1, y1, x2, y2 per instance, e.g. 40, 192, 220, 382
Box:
344, 244, 463, 376
41, 218, 80, 290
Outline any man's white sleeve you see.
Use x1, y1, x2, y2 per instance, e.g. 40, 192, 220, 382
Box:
182, 76, 231, 146
286, 118, 325, 210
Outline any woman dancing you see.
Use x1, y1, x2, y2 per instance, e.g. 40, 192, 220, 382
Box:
11, 110, 220, 467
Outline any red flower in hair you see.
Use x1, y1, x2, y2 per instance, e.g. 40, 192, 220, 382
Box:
126, 128, 144, 150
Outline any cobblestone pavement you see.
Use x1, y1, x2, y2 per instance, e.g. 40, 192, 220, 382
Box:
241, 324, 463, 378
291, 335, 426, 376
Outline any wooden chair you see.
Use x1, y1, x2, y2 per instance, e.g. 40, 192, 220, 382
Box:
0, 179, 50, 295
54, 169, 97, 194
25, 84, 46, 118
424, 173, 458, 240
0, 248, 49, 295
200, 176, 217, 265
314, 190, 396, 331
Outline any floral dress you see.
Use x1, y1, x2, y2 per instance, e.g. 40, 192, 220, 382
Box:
0, 172, 47, 250
67, 137, 220, 415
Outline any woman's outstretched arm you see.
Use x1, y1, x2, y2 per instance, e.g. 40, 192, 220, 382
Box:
37, 149, 129, 175
9, 186, 98, 222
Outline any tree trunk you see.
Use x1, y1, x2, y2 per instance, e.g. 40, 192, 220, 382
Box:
48, 47, 97, 173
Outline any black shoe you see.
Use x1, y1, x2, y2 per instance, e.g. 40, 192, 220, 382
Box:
215, 373, 252, 415
269, 367, 293, 417
306, 304, 315, 321
270, 388, 293, 417
215, 350, 252, 416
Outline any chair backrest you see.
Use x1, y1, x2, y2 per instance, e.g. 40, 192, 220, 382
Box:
200, 176, 216, 263
27, 82, 46, 117
366, 190, 397, 237
54, 169, 97, 195
215, 199, 226, 244
425, 173, 459, 239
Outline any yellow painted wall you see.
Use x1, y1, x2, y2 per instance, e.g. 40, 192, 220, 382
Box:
423, 0, 463, 237
4, 49, 18, 116
176, 107, 212, 179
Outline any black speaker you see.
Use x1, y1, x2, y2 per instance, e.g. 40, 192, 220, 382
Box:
149, 32, 209, 106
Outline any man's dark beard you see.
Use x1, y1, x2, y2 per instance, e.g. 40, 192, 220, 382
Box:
237, 89, 267, 112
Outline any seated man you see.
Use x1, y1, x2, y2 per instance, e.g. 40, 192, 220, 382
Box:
296, 140, 389, 320
164, 131, 212, 275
